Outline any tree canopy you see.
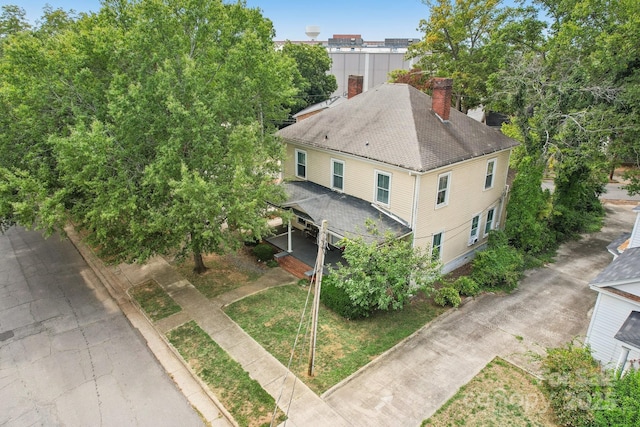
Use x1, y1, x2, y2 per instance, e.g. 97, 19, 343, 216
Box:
281, 41, 337, 115
0, 0, 298, 272
408, 0, 543, 112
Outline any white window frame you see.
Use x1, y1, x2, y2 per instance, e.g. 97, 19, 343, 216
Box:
374, 170, 391, 206
295, 149, 307, 179
484, 158, 496, 190
432, 231, 444, 261
469, 213, 481, 245
436, 172, 451, 208
331, 159, 345, 191
484, 207, 496, 236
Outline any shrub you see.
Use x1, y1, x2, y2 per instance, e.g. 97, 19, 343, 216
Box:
324, 228, 441, 317
471, 231, 524, 290
320, 274, 369, 319
593, 368, 640, 427
433, 286, 461, 308
542, 342, 606, 427
252, 243, 274, 262
453, 276, 479, 297
266, 259, 278, 268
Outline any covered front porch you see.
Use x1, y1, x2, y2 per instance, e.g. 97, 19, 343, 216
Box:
266, 226, 346, 278
266, 180, 413, 278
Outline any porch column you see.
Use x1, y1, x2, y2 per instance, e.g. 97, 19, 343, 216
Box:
287, 220, 292, 253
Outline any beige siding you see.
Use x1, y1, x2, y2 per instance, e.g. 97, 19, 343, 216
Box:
285, 141, 514, 271
284, 143, 415, 224
413, 150, 512, 268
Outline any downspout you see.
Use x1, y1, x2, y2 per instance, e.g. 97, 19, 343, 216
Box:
410, 171, 420, 247
287, 218, 292, 253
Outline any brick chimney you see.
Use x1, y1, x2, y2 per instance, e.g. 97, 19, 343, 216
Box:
348, 75, 364, 99
431, 77, 453, 121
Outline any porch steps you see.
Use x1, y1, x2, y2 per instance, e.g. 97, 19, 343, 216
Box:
274, 252, 312, 280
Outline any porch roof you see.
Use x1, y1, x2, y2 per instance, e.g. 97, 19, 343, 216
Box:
280, 180, 412, 244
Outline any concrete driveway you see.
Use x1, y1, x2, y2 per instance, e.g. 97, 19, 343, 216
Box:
323, 203, 637, 426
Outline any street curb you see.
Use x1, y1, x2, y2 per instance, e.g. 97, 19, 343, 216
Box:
64, 225, 235, 427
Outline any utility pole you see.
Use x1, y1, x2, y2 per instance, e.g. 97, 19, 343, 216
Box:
308, 220, 328, 377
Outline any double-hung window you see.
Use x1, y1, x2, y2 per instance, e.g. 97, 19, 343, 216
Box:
485, 159, 496, 190
295, 149, 307, 179
469, 214, 480, 245
484, 207, 495, 236
375, 171, 391, 205
331, 159, 344, 191
432, 232, 443, 260
436, 172, 451, 207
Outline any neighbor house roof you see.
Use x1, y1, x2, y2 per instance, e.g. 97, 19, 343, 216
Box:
614, 311, 640, 349
591, 246, 640, 287
281, 180, 412, 243
277, 83, 519, 173
293, 96, 347, 119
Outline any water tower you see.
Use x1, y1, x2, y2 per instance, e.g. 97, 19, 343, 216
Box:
305, 25, 321, 41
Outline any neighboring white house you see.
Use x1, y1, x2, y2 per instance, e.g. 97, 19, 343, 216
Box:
586, 205, 640, 373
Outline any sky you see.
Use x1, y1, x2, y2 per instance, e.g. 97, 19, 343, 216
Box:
5, 0, 429, 41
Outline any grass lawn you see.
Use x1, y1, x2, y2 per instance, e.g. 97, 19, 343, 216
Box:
167, 321, 285, 427
173, 248, 267, 299
224, 283, 446, 394
129, 280, 181, 321
423, 357, 558, 427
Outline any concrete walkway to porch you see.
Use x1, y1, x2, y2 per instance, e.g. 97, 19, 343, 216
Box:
114, 257, 351, 427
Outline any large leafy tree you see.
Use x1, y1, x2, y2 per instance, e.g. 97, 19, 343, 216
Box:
493, 0, 639, 242
0, 0, 298, 273
281, 41, 337, 115
408, 0, 542, 112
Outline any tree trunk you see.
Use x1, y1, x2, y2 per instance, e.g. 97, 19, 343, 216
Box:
193, 251, 208, 274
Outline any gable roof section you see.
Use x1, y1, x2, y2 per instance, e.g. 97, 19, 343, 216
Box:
281, 180, 412, 244
277, 83, 519, 173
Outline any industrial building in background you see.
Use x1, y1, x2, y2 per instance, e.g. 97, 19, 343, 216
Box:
276, 27, 417, 97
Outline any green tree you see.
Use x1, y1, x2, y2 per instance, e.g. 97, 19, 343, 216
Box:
0, 0, 297, 273
408, 0, 542, 112
0, 5, 30, 38
281, 41, 337, 114
324, 227, 441, 317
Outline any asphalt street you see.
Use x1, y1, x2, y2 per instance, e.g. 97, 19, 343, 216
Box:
0, 227, 204, 426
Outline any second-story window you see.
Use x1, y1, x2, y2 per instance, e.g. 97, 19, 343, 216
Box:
485, 159, 496, 190
436, 172, 451, 207
331, 159, 344, 191
375, 171, 391, 205
295, 149, 307, 179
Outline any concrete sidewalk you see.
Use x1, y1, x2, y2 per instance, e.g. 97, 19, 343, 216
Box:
114, 258, 350, 427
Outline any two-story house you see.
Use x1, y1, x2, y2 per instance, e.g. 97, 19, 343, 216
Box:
274, 76, 519, 273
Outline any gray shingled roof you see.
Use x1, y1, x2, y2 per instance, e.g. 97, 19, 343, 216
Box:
278, 83, 519, 173
591, 247, 640, 286
614, 311, 640, 349
281, 180, 412, 243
